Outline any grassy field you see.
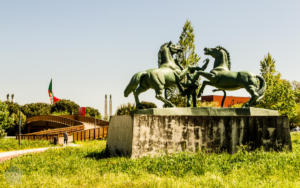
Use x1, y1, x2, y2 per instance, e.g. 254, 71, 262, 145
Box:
0, 138, 52, 152
0, 133, 299, 188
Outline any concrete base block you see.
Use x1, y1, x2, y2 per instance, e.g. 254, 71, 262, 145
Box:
107, 108, 292, 158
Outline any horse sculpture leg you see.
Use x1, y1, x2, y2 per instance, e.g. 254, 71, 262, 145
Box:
155, 89, 175, 107
197, 80, 211, 98
134, 86, 148, 109
192, 91, 197, 107
244, 85, 259, 107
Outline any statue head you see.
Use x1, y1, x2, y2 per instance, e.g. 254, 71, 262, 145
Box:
204, 46, 231, 70
204, 46, 222, 58
158, 41, 183, 66
167, 41, 183, 55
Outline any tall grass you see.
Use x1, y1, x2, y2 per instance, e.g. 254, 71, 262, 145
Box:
0, 138, 52, 152
0, 133, 299, 187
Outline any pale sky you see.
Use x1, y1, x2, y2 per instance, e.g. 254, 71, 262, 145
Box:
0, 0, 299, 115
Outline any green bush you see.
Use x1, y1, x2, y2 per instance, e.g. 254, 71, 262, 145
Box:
116, 101, 156, 115
21, 103, 51, 118
85, 107, 101, 119
116, 103, 136, 115
0, 129, 6, 138
0, 100, 13, 136
51, 99, 79, 115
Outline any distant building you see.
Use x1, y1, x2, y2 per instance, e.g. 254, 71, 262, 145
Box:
201, 95, 250, 107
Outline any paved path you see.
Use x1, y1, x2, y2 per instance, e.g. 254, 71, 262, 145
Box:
0, 147, 50, 162
0, 144, 79, 163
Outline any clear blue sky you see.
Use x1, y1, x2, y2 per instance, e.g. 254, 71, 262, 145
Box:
0, 0, 299, 115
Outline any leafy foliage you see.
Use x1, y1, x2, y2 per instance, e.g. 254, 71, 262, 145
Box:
290, 104, 300, 128
116, 103, 136, 115
292, 80, 300, 103
257, 53, 296, 121
0, 101, 13, 137
1, 101, 25, 136
116, 101, 156, 115
21, 103, 51, 118
50, 99, 79, 115
176, 20, 201, 68
85, 107, 101, 119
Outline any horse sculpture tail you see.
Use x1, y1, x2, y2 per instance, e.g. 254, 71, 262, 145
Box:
255, 75, 266, 99
124, 72, 146, 97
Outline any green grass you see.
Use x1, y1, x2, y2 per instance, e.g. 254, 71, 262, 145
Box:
0, 133, 300, 188
0, 138, 52, 152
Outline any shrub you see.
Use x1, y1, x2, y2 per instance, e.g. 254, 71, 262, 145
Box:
51, 99, 79, 115
116, 103, 136, 115
116, 101, 157, 115
21, 103, 51, 118
85, 107, 101, 119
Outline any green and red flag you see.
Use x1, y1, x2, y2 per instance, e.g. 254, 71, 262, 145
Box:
48, 79, 60, 104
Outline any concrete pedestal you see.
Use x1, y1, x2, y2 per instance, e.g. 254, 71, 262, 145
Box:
107, 107, 291, 158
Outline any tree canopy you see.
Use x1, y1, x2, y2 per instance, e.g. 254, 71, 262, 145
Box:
50, 99, 80, 115
21, 103, 51, 118
85, 107, 101, 119
257, 53, 296, 121
0, 101, 13, 138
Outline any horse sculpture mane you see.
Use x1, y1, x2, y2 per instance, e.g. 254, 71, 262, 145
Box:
216, 46, 231, 70
158, 42, 171, 67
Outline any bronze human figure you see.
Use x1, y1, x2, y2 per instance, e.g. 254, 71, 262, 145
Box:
177, 59, 209, 107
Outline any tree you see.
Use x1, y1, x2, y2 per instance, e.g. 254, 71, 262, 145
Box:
21, 103, 51, 118
177, 20, 201, 68
3, 102, 26, 135
292, 81, 300, 103
85, 107, 101, 119
257, 53, 296, 121
50, 99, 79, 115
290, 104, 300, 128
0, 100, 13, 138
168, 20, 201, 107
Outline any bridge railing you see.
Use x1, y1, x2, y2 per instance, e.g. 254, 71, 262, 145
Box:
60, 115, 109, 126
16, 126, 108, 142
26, 115, 83, 127
23, 125, 85, 136
72, 126, 108, 141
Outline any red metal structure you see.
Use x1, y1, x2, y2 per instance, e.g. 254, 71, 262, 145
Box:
201, 95, 250, 107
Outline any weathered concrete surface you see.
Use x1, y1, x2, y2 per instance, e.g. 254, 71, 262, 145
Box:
135, 107, 279, 116
107, 108, 291, 158
107, 115, 133, 156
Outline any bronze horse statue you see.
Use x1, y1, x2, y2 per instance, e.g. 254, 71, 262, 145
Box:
124, 41, 191, 108
194, 46, 266, 107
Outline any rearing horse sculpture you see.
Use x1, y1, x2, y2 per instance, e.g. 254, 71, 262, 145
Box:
194, 46, 266, 107
124, 41, 190, 108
